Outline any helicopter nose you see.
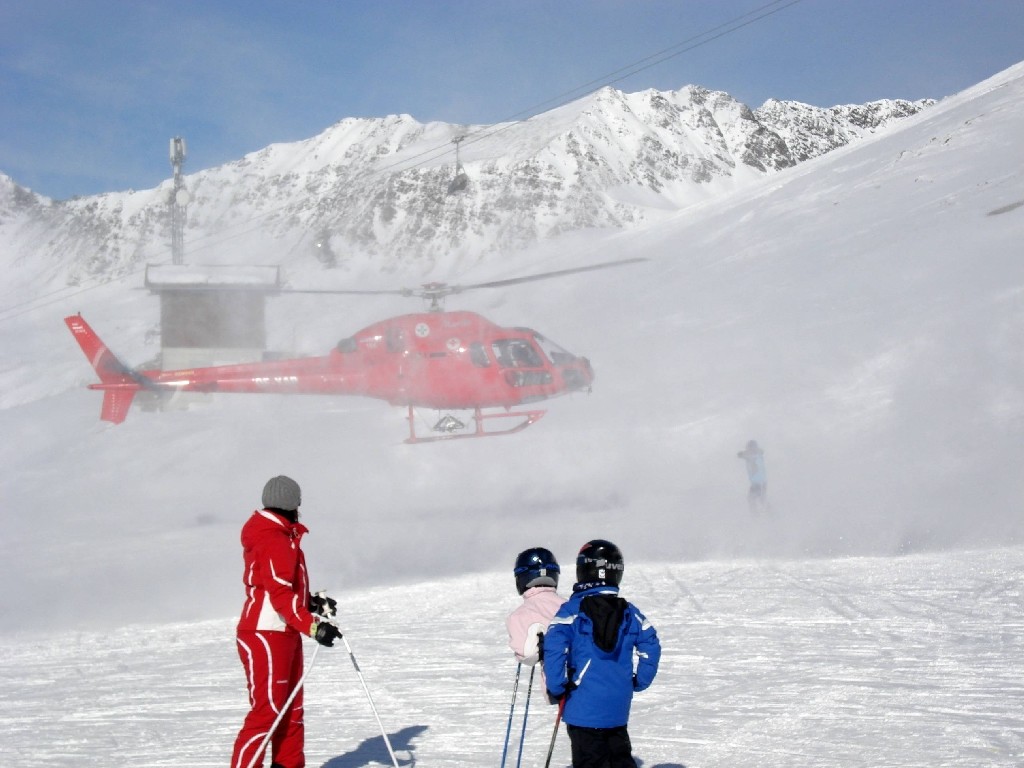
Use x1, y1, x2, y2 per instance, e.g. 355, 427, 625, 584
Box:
562, 357, 594, 391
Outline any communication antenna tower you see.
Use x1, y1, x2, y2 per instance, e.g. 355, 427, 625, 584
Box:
169, 137, 189, 265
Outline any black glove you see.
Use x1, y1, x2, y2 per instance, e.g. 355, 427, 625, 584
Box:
546, 689, 563, 706
309, 592, 338, 618
312, 621, 342, 647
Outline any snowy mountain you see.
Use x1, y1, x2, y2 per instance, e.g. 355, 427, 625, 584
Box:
0, 84, 931, 286
0, 61, 1022, 768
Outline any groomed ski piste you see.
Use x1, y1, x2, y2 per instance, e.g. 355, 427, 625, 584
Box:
1, 58, 1023, 768
1, 548, 1022, 766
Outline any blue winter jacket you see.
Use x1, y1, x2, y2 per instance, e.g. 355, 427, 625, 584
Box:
542, 584, 661, 728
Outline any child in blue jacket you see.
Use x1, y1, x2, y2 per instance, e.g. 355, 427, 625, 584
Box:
543, 539, 661, 768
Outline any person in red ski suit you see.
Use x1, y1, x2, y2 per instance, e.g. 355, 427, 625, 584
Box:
231, 476, 341, 768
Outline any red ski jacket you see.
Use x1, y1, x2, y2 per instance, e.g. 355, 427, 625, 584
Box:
237, 509, 316, 635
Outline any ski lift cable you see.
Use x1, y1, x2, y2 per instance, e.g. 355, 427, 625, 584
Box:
475, 0, 803, 129
371, 0, 806, 171
0, 268, 143, 323
199, 0, 804, 200
430, 0, 807, 161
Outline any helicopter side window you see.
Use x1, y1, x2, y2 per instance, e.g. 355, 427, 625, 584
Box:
386, 327, 406, 353
469, 342, 490, 368
492, 339, 543, 368
336, 337, 357, 353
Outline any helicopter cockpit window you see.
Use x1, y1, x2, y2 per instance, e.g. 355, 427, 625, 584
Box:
492, 339, 543, 368
469, 342, 490, 368
532, 332, 577, 365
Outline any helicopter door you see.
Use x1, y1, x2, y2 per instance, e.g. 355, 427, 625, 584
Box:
386, 327, 406, 353
385, 326, 411, 399
469, 342, 491, 367
492, 339, 543, 368
491, 338, 552, 387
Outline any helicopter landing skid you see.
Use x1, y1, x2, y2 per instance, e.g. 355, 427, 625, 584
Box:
405, 406, 546, 444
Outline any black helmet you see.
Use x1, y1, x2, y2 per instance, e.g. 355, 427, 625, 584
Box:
576, 539, 624, 586
514, 547, 560, 594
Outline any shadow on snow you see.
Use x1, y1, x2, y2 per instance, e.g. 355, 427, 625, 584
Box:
320, 725, 428, 767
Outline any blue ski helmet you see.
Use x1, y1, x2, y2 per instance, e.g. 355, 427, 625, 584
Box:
576, 539, 624, 586
514, 547, 560, 594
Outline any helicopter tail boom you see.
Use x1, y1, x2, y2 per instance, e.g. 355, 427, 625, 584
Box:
65, 314, 148, 424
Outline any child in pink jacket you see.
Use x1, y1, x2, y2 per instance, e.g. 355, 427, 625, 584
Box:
506, 547, 565, 667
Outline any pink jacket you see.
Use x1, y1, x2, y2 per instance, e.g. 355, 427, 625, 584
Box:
506, 586, 565, 665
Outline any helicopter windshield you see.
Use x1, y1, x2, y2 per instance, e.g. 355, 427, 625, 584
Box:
531, 332, 577, 365
492, 338, 543, 368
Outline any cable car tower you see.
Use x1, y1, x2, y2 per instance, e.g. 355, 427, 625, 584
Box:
447, 134, 469, 195
169, 136, 189, 265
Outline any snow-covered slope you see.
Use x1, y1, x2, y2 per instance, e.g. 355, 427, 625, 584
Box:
1, 60, 1021, 629
0, 60, 1022, 768
1, 548, 1021, 767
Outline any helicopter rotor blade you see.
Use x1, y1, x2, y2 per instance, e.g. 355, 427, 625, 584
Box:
452, 257, 648, 292
280, 288, 415, 296
280, 257, 647, 298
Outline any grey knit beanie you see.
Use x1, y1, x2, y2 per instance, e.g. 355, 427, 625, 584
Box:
262, 475, 301, 511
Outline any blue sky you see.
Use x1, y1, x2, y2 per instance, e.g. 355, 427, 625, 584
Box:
2, 0, 1023, 201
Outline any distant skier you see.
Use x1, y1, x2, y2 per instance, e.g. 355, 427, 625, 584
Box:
231, 475, 342, 768
506, 547, 565, 669
543, 539, 661, 768
737, 439, 768, 513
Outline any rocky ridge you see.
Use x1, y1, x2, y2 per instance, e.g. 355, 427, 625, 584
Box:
0, 84, 933, 286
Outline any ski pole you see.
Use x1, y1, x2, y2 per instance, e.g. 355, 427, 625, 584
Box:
341, 633, 401, 768
514, 665, 535, 768
245, 642, 322, 768
500, 663, 523, 768
543, 696, 566, 768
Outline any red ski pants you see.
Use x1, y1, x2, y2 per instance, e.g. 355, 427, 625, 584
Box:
232, 630, 306, 768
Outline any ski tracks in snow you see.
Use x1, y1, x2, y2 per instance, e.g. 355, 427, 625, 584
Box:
1, 549, 1022, 767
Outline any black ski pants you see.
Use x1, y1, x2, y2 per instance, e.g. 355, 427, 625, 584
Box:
565, 723, 637, 768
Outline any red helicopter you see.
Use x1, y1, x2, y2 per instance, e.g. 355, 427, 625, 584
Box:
65, 258, 643, 443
